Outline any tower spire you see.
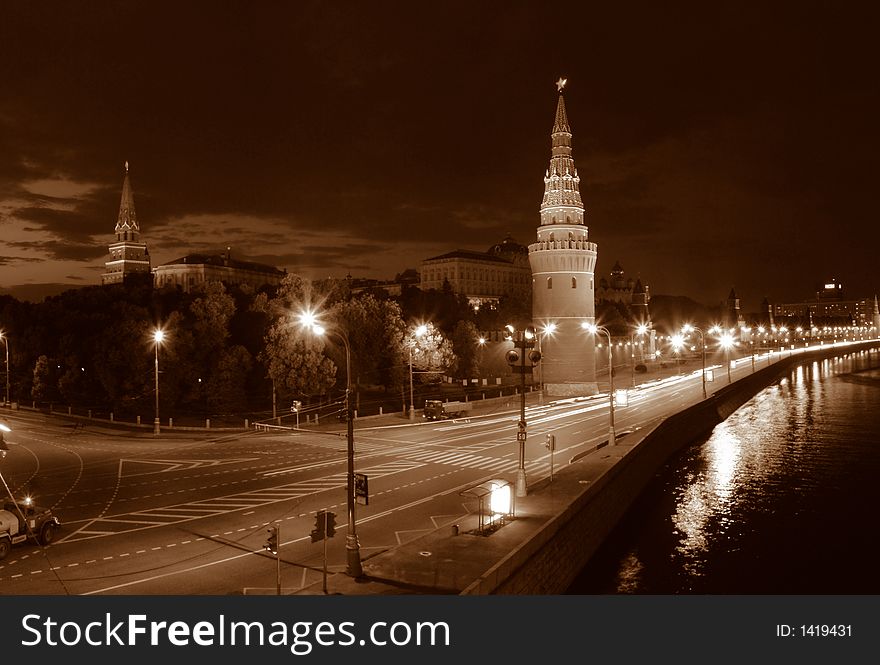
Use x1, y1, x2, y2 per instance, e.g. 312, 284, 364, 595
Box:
541, 79, 583, 226
552, 89, 571, 134
116, 161, 139, 240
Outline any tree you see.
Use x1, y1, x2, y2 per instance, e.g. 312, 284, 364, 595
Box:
260, 274, 340, 404
206, 345, 253, 414
31, 355, 56, 402
451, 320, 480, 378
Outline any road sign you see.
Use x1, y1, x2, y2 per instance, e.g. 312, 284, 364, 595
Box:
517, 431, 527, 442
355, 472, 369, 505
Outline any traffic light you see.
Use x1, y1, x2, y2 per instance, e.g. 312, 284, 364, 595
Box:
505, 349, 520, 366
264, 525, 278, 554
310, 515, 325, 543
325, 512, 336, 537
544, 434, 556, 451
528, 349, 542, 364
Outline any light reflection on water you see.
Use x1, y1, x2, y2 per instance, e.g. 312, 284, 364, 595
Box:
569, 349, 880, 593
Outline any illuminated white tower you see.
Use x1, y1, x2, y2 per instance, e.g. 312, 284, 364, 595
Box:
528, 79, 598, 396
102, 162, 151, 285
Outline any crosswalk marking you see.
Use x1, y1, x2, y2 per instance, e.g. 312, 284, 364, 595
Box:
59, 460, 426, 543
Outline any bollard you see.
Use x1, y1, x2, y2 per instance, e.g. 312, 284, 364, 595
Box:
451, 524, 460, 536
206, 418, 211, 429
137, 416, 141, 425
169, 417, 173, 428
245, 418, 249, 428
379, 406, 383, 415
88, 409, 92, 419
110, 412, 114, 422
68, 406, 72, 415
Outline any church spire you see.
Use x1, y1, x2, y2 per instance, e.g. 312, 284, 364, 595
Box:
115, 161, 139, 241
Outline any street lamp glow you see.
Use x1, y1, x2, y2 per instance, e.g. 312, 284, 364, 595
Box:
671, 333, 685, 350
415, 324, 428, 338
543, 323, 558, 335
636, 323, 648, 336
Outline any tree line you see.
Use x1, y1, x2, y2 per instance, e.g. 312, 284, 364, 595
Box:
0, 275, 531, 421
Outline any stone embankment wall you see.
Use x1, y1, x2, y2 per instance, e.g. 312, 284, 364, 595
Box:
462, 341, 879, 595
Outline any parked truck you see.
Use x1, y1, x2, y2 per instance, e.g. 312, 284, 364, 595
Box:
423, 399, 473, 420
0, 497, 61, 560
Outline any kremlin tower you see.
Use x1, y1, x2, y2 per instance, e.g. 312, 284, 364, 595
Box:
101, 162, 151, 285
528, 79, 599, 396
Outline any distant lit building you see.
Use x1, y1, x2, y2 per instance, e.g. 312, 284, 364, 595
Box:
153, 248, 285, 293
772, 279, 873, 325
420, 235, 531, 309
101, 162, 152, 285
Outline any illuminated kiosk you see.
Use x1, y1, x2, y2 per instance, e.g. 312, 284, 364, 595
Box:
460, 479, 513, 535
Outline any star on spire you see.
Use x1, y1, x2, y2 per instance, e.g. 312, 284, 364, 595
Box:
556, 77, 567, 92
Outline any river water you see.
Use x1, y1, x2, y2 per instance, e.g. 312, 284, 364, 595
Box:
568, 348, 880, 593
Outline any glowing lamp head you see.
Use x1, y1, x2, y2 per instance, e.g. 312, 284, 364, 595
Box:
153, 330, 165, 344
23, 496, 33, 506
478, 337, 487, 345
0, 423, 11, 433
313, 324, 326, 337
671, 334, 685, 349
682, 324, 693, 334
720, 333, 735, 349
544, 323, 557, 335
581, 322, 597, 334
298, 311, 318, 329
636, 324, 648, 335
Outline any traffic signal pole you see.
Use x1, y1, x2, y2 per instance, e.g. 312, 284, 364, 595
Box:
275, 525, 281, 596
322, 511, 329, 595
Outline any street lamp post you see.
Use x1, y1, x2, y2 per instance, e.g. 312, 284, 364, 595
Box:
0, 332, 9, 407
301, 313, 363, 578
683, 324, 707, 399
631, 323, 648, 388
153, 329, 164, 435
408, 324, 428, 421
719, 332, 735, 383
584, 323, 615, 445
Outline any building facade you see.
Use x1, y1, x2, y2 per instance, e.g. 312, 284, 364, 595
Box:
420, 236, 531, 310
153, 249, 285, 293
528, 80, 599, 396
101, 162, 152, 285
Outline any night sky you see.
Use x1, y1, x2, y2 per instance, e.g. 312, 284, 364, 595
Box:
1, 1, 878, 310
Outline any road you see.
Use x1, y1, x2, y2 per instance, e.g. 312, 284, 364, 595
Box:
0, 348, 809, 595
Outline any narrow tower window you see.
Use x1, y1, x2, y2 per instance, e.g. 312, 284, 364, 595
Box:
547, 277, 553, 289
572, 277, 577, 289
